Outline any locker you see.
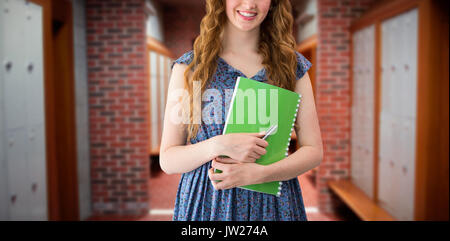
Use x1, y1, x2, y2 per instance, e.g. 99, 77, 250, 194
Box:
351, 25, 375, 199
0, 0, 47, 220
148, 50, 173, 154
24, 1, 47, 220
149, 51, 158, 152
0, 0, 6, 220
378, 8, 418, 221
159, 54, 165, 142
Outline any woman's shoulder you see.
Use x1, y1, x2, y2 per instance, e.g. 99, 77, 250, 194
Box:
171, 50, 194, 70
294, 51, 312, 80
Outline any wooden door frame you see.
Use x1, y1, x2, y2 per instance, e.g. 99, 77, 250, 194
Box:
296, 35, 318, 151
296, 34, 317, 97
29, 0, 79, 221
350, 0, 449, 220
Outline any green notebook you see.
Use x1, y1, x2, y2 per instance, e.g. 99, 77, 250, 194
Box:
215, 77, 301, 196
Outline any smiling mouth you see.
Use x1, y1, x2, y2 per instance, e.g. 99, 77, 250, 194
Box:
237, 10, 257, 18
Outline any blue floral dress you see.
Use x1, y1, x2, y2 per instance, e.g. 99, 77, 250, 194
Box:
170, 50, 312, 221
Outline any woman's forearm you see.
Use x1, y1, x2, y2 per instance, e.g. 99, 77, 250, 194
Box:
259, 145, 323, 183
160, 136, 219, 175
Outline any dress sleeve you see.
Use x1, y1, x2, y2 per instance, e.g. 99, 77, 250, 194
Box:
170, 50, 194, 70
295, 51, 312, 80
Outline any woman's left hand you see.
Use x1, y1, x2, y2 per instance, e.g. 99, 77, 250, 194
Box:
208, 158, 266, 190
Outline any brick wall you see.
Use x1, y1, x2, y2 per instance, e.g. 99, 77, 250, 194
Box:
162, 4, 205, 58
316, 0, 375, 213
86, 0, 150, 216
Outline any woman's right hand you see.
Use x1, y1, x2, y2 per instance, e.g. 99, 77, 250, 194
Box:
212, 132, 269, 163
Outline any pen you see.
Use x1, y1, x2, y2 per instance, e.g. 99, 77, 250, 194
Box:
217, 125, 277, 159
262, 125, 277, 140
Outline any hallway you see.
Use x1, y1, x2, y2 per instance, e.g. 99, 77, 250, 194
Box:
1, 0, 447, 221
84, 0, 447, 222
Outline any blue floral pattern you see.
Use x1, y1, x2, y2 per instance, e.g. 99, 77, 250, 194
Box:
170, 50, 312, 221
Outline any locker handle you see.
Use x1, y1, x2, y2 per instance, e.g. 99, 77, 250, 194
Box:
402, 166, 408, 174
4, 61, 12, 71
32, 183, 37, 192
11, 195, 17, 204
27, 62, 34, 73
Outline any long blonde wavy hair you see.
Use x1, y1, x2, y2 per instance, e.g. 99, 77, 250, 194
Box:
182, 0, 298, 143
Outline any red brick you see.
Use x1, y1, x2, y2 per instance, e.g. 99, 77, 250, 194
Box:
87, 0, 149, 216
316, 0, 376, 214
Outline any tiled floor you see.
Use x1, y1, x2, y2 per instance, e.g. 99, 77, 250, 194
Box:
144, 169, 181, 221
297, 171, 340, 221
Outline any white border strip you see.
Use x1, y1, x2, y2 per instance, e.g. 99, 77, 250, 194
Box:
305, 206, 319, 213
149, 209, 174, 215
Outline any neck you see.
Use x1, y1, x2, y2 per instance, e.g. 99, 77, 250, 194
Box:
221, 21, 260, 55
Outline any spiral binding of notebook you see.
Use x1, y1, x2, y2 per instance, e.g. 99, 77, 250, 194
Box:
277, 94, 302, 196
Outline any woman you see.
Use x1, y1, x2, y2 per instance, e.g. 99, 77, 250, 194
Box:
160, 0, 323, 221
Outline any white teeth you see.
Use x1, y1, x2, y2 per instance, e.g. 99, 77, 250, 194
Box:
238, 11, 256, 17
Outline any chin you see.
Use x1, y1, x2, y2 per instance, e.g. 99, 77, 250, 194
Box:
236, 25, 258, 32
234, 20, 261, 32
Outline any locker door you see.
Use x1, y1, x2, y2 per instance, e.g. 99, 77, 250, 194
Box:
24, 2, 47, 220
159, 54, 165, 142
148, 52, 174, 154
351, 25, 375, 199
378, 8, 418, 220
149, 51, 159, 153
379, 19, 393, 209
0, 0, 47, 220
351, 30, 362, 192
0, 0, 7, 219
